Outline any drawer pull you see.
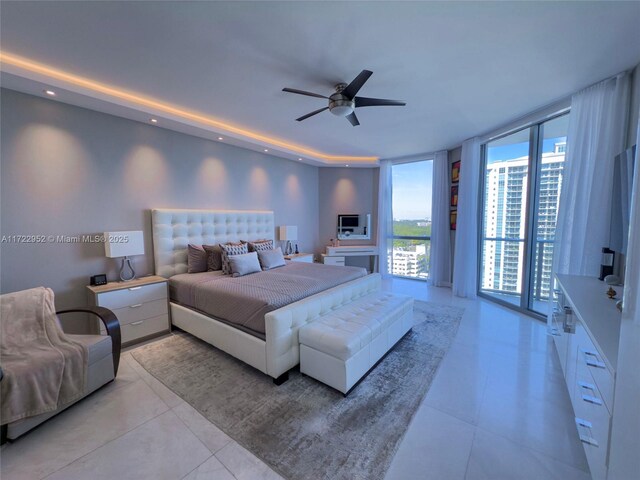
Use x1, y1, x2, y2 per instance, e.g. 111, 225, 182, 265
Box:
575, 417, 592, 429
130, 320, 144, 326
129, 304, 143, 308
581, 349, 606, 369
579, 434, 599, 447
582, 394, 603, 406
578, 380, 596, 392
128, 286, 142, 291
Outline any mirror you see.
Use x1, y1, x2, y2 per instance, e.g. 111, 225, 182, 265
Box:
337, 213, 371, 240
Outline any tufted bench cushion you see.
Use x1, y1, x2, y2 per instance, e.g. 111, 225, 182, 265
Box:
299, 291, 413, 394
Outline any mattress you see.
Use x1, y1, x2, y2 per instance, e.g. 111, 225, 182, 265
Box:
169, 262, 367, 339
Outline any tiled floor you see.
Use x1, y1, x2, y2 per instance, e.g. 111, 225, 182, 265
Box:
0, 278, 590, 480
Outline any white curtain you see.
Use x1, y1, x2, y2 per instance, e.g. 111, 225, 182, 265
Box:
377, 160, 393, 277
608, 108, 639, 480
429, 150, 452, 286
551, 73, 631, 280
452, 138, 481, 298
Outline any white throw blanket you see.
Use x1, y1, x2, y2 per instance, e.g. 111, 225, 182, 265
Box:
1, 287, 87, 424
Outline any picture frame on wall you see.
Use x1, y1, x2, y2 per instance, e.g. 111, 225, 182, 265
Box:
450, 210, 457, 230
451, 160, 461, 183
450, 185, 458, 207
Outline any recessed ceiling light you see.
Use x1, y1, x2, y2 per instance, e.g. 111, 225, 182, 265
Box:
298, 158, 302, 161
346, 164, 350, 167
264, 149, 269, 152
44, 89, 56, 96
218, 136, 223, 141
150, 118, 158, 124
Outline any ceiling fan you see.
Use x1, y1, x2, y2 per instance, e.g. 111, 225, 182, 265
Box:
282, 70, 406, 126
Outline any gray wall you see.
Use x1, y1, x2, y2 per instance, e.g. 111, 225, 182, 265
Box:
318, 167, 379, 269
0, 89, 321, 329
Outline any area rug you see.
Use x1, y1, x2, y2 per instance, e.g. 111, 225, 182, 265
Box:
131, 300, 464, 480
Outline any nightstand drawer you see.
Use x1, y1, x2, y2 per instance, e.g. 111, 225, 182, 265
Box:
112, 299, 168, 326
121, 314, 169, 345
97, 282, 167, 310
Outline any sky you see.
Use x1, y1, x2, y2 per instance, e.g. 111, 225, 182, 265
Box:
487, 136, 567, 163
392, 160, 433, 220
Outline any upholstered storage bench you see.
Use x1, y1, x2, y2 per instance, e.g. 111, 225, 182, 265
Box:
297, 283, 413, 394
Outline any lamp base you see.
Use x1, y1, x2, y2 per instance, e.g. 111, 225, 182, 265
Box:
119, 256, 136, 282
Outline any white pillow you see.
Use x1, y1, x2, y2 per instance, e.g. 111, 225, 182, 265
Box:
257, 248, 286, 270
229, 251, 262, 277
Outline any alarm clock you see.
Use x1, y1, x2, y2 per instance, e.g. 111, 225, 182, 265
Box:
90, 274, 108, 286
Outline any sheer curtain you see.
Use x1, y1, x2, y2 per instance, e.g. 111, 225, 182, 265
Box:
377, 159, 393, 277
551, 73, 631, 282
452, 137, 481, 298
429, 150, 452, 286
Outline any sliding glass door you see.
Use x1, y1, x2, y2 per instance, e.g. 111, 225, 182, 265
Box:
388, 160, 433, 280
479, 114, 568, 316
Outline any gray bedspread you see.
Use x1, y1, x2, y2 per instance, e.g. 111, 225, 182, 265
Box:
169, 262, 367, 338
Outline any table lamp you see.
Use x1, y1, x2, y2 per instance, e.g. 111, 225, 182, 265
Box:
279, 226, 297, 255
104, 230, 145, 281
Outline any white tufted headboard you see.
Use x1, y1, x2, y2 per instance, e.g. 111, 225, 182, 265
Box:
151, 209, 275, 278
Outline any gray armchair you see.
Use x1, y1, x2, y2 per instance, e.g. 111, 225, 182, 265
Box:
1, 306, 120, 442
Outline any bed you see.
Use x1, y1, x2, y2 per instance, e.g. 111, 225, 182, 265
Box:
151, 208, 369, 382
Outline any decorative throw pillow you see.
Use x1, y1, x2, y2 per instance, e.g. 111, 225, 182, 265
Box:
203, 244, 223, 271
247, 239, 274, 252
187, 244, 208, 273
229, 252, 262, 277
257, 248, 286, 270
219, 242, 249, 275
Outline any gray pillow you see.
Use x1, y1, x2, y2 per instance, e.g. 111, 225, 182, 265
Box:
257, 248, 286, 270
203, 244, 223, 271
187, 244, 208, 273
219, 242, 249, 275
229, 251, 262, 277
248, 239, 274, 252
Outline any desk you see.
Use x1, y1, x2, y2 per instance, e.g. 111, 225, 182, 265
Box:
321, 245, 379, 273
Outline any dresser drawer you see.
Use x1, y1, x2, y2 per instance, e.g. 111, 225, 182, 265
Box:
96, 282, 167, 310
575, 326, 615, 412
121, 314, 169, 345
323, 256, 346, 266
111, 299, 168, 326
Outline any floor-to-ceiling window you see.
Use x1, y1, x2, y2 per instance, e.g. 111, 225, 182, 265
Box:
388, 160, 433, 280
479, 114, 568, 316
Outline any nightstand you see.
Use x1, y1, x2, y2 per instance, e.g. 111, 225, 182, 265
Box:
284, 253, 314, 263
87, 275, 170, 347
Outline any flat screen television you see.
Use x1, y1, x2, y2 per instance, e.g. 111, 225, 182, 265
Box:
339, 215, 359, 228
610, 145, 636, 255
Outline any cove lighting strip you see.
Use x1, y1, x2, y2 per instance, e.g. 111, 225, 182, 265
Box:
0, 51, 378, 164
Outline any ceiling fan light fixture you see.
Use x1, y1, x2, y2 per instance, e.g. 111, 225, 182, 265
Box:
328, 97, 355, 117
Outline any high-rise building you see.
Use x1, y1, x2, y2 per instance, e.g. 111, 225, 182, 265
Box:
389, 243, 429, 279
482, 143, 565, 299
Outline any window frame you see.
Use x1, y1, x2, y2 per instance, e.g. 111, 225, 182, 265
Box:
477, 111, 569, 320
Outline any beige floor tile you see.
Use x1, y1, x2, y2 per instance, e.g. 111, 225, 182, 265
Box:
216, 441, 283, 480
46, 411, 211, 480
1, 379, 168, 480
173, 402, 232, 454
465, 428, 591, 480
127, 353, 185, 408
385, 405, 475, 480
182, 455, 236, 480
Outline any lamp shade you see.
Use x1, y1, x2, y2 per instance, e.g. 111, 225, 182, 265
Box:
104, 231, 145, 258
278, 225, 298, 241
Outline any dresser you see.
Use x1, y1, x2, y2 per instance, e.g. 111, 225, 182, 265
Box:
87, 275, 170, 347
552, 274, 622, 480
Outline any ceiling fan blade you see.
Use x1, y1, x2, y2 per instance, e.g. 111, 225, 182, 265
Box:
346, 112, 360, 126
296, 107, 329, 122
341, 70, 373, 99
355, 96, 406, 108
283, 88, 328, 99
